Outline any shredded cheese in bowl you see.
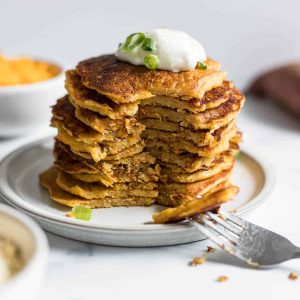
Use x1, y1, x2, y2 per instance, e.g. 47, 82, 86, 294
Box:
0, 236, 24, 284
0, 54, 61, 86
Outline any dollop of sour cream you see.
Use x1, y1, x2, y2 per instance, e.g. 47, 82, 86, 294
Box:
116, 28, 207, 72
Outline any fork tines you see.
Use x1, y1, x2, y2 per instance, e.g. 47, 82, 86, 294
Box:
192, 212, 245, 250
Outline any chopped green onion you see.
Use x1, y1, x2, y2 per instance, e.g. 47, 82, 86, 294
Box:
142, 38, 155, 51
71, 205, 92, 221
121, 33, 145, 51
144, 54, 158, 70
197, 61, 207, 70
235, 152, 241, 160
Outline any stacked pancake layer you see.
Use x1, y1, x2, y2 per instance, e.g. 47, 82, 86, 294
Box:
40, 55, 245, 209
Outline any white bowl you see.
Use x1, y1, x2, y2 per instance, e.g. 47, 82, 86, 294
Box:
0, 57, 66, 137
0, 204, 48, 300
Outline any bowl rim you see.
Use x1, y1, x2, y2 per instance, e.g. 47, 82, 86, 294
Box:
0, 55, 67, 94
0, 203, 48, 290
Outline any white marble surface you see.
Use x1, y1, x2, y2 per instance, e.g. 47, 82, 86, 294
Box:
1, 98, 300, 300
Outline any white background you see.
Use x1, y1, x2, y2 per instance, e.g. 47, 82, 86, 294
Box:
1, 0, 300, 299
1, 0, 300, 89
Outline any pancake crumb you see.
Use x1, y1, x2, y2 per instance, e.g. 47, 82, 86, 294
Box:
190, 257, 205, 266
219, 213, 227, 220
65, 211, 75, 218
216, 275, 228, 282
288, 272, 298, 281
206, 246, 216, 253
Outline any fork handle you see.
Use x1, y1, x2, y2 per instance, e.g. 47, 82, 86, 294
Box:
293, 247, 300, 258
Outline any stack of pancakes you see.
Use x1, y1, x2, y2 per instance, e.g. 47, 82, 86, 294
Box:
40, 55, 244, 209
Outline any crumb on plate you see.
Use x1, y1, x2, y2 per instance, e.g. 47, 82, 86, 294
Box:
216, 275, 228, 282
190, 257, 205, 266
65, 211, 75, 218
206, 246, 215, 253
289, 272, 298, 281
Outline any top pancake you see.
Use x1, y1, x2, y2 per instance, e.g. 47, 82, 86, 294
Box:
140, 81, 234, 113
76, 55, 226, 104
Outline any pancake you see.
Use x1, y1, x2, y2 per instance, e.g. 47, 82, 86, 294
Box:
56, 170, 158, 199
40, 49, 245, 212
54, 120, 142, 162
150, 145, 239, 173
76, 55, 226, 103
160, 155, 234, 183
141, 120, 235, 147
153, 186, 239, 224
71, 164, 160, 186
55, 140, 154, 170
149, 150, 216, 172
52, 96, 144, 144
65, 70, 139, 119
156, 168, 233, 207
141, 81, 233, 113
138, 90, 245, 130
145, 128, 237, 157
40, 167, 155, 208
54, 141, 160, 187
72, 103, 144, 135
55, 140, 151, 167
70, 140, 146, 162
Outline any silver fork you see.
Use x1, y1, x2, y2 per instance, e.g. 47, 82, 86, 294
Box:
191, 212, 300, 266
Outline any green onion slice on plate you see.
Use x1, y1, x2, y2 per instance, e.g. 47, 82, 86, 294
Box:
144, 54, 158, 70
197, 61, 207, 70
142, 38, 155, 51
71, 205, 92, 221
121, 33, 145, 51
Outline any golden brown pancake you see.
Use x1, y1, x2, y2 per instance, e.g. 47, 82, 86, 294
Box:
40, 51, 245, 211
76, 55, 226, 103
72, 102, 144, 136
145, 128, 236, 157
141, 120, 235, 147
153, 186, 239, 224
160, 155, 234, 183
53, 120, 142, 162
56, 170, 158, 199
70, 141, 146, 162
54, 141, 160, 187
55, 140, 155, 171
149, 150, 216, 173
156, 168, 234, 207
141, 81, 233, 113
55, 140, 149, 167
71, 165, 160, 186
40, 167, 155, 208
52, 96, 144, 144
138, 90, 245, 130
65, 70, 139, 119
150, 144, 239, 173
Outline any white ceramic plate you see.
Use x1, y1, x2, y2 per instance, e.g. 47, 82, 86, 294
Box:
0, 137, 275, 247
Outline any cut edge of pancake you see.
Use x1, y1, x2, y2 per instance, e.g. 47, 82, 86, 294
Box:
40, 167, 156, 208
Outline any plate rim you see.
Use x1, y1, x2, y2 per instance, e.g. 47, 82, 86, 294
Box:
0, 136, 275, 233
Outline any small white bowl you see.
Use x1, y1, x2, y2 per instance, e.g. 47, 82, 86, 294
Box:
0, 204, 48, 300
0, 56, 66, 137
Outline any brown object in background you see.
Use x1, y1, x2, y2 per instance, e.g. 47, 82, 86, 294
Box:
248, 62, 300, 117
